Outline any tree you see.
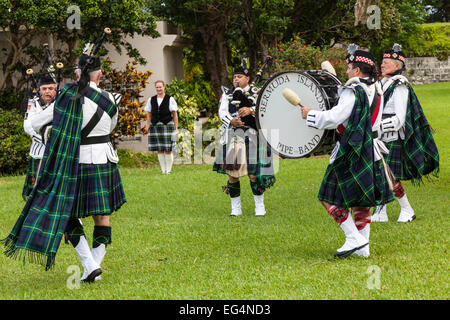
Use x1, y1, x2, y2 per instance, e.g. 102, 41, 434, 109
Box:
234, 0, 294, 79
0, 0, 159, 91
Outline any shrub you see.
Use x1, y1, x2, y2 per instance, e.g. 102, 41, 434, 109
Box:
403, 23, 450, 60
100, 60, 152, 139
269, 35, 348, 81
0, 89, 25, 111
0, 109, 30, 175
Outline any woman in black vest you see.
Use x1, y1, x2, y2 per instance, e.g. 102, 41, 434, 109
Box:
145, 80, 179, 174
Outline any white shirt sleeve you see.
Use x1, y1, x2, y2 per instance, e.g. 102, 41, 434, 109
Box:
30, 103, 54, 133
144, 98, 152, 113
391, 84, 409, 130
306, 88, 355, 130
24, 99, 38, 137
169, 96, 178, 112
218, 93, 234, 128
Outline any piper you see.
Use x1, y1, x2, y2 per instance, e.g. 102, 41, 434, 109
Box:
372, 44, 439, 223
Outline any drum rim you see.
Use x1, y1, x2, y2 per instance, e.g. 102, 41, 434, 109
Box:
255, 70, 340, 159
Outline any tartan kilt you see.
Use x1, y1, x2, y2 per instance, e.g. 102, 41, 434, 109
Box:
384, 139, 406, 180
148, 121, 176, 152
22, 157, 40, 200
318, 159, 394, 208
71, 162, 126, 218
213, 128, 276, 192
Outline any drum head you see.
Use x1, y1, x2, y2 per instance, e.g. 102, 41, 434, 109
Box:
256, 71, 335, 158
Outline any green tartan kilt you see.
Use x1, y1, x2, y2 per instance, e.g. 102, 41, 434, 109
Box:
384, 139, 407, 181
22, 157, 40, 200
148, 122, 176, 152
213, 128, 276, 192
318, 159, 394, 208
71, 162, 126, 218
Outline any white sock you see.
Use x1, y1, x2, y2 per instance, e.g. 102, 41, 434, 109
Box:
397, 194, 414, 211
165, 153, 173, 173
158, 153, 166, 173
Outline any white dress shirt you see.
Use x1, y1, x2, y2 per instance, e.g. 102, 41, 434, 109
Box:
32, 82, 119, 164
305, 77, 386, 163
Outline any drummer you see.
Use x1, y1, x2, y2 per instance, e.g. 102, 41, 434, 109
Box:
300, 45, 394, 258
213, 66, 276, 217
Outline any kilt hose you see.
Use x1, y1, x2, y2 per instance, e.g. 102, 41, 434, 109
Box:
148, 121, 176, 152
22, 157, 40, 200
213, 128, 276, 193
72, 162, 126, 218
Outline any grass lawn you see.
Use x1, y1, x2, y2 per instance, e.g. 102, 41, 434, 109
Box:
0, 82, 448, 300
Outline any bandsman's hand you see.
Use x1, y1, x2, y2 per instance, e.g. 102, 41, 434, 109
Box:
230, 116, 244, 127
301, 106, 311, 119
238, 107, 251, 118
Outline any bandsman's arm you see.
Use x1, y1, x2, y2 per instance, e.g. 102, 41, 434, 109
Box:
30, 102, 54, 134
303, 89, 355, 130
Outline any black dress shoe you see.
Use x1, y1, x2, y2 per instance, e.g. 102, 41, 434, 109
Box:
81, 268, 102, 283
334, 243, 368, 258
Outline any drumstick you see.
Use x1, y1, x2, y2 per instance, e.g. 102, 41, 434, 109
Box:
282, 88, 304, 108
321, 60, 337, 76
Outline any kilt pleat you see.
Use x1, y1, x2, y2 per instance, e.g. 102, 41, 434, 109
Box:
148, 122, 175, 152
318, 159, 394, 207
71, 162, 126, 218
384, 139, 404, 180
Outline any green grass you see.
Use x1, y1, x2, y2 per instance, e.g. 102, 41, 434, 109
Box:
0, 82, 448, 300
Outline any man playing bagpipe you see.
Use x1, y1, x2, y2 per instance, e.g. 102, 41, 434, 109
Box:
213, 66, 276, 217
2, 33, 126, 283
299, 45, 394, 258
372, 44, 439, 223
22, 73, 57, 199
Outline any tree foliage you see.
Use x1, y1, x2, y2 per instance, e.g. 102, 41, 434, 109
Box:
0, 0, 159, 91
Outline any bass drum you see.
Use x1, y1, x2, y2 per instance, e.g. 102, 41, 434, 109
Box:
256, 70, 342, 158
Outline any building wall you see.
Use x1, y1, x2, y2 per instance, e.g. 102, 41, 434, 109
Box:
105, 21, 187, 101
406, 56, 450, 85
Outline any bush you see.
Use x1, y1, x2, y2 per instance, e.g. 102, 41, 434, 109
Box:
0, 89, 25, 111
0, 109, 30, 175
403, 23, 450, 60
100, 60, 152, 138
269, 35, 348, 81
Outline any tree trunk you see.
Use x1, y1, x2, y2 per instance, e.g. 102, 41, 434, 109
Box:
198, 16, 230, 99
354, 0, 379, 26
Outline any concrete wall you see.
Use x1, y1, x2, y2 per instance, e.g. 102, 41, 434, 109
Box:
406, 56, 450, 85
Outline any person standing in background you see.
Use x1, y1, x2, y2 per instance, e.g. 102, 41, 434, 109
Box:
145, 80, 178, 174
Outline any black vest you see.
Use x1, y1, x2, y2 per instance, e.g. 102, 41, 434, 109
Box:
151, 95, 172, 125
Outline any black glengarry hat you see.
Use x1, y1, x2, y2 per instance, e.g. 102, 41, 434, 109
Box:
383, 43, 406, 65
77, 53, 101, 72
345, 44, 376, 67
39, 73, 56, 86
233, 66, 249, 76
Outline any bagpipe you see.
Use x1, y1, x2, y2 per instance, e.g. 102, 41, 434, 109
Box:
223, 55, 273, 128
25, 44, 64, 96
77, 27, 112, 95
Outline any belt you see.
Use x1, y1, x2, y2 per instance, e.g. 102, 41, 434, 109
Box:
80, 135, 111, 145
